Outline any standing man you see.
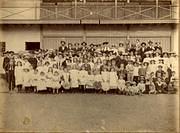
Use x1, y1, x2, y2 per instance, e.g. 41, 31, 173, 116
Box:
3, 52, 10, 81
7, 57, 16, 92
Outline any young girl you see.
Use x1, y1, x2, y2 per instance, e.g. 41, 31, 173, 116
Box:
31, 69, 39, 93
93, 68, 102, 92
133, 62, 140, 84
117, 63, 126, 80
37, 71, 47, 92
126, 60, 134, 82
22, 67, 33, 92
69, 65, 79, 92
46, 67, 54, 92
168, 71, 177, 93
86, 71, 95, 91
117, 74, 126, 94
148, 79, 156, 94
79, 66, 88, 92
148, 60, 157, 75
52, 70, 61, 94
109, 67, 118, 90
15, 61, 23, 92
124, 81, 132, 95
130, 81, 139, 95
129, 51, 135, 62
101, 67, 110, 93
137, 76, 146, 94
61, 67, 71, 92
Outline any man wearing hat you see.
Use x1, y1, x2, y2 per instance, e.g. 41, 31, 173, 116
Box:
3, 51, 10, 81
146, 40, 155, 52
155, 65, 165, 78
154, 42, 162, 54
7, 58, 16, 92
59, 41, 68, 53
138, 42, 147, 61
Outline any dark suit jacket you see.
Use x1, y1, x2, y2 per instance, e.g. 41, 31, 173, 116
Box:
59, 46, 68, 53
3, 57, 10, 71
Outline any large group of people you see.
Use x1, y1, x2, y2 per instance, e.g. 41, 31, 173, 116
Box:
2, 39, 178, 95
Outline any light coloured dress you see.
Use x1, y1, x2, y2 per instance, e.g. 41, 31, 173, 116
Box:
118, 79, 126, 91
52, 75, 61, 89
69, 69, 79, 88
79, 70, 88, 86
137, 83, 146, 93
23, 70, 32, 87
109, 71, 118, 89
101, 72, 110, 91
61, 72, 71, 89
15, 66, 23, 85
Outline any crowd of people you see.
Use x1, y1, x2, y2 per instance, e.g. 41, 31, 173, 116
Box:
2, 39, 178, 95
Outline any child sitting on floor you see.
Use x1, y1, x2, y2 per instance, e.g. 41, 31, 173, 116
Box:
117, 74, 126, 94
137, 76, 146, 95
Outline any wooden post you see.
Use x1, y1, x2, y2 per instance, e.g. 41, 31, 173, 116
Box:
75, 0, 77, 19
115, 0, 117, 19
55, 3, 58, 20
156, 0, 158, 19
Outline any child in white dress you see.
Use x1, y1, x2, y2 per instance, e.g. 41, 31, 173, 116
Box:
46, 67, 54, 90
109, 68, 118, 90
37, 71, 47, 92
101, 67, 110, 93
69, 65, 79, 90
31, 69, 39, 92
86, 71, 95, 90
137, 76, 146, 94
61, 67, 71, 91
79, 66, 89, 92
131, 82, 139, 95
22, 67, 32, 92
126, 60, 134, 82
148, 79, 156, 94
118, 75, 126, 93
15, 61, 23, 92
52, 71, 61, 94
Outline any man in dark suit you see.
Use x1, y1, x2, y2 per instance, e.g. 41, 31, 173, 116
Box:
28, 54, 38, 69
138, 42, 147, 61
154, 42, 162, 54
146, 40, 155, 52
3, 52, 10, 81
59, 41, 68, 53
7, 58, 15, 91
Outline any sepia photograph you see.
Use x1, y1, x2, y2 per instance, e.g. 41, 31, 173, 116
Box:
0, 0, 179, 132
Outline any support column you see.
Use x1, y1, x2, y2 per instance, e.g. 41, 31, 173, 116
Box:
156, 0, 159, 19
115, 0, 117, 19
75, 0, 77, 19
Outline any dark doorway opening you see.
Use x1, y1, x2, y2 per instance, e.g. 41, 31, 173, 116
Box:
25, 42, 40, 51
